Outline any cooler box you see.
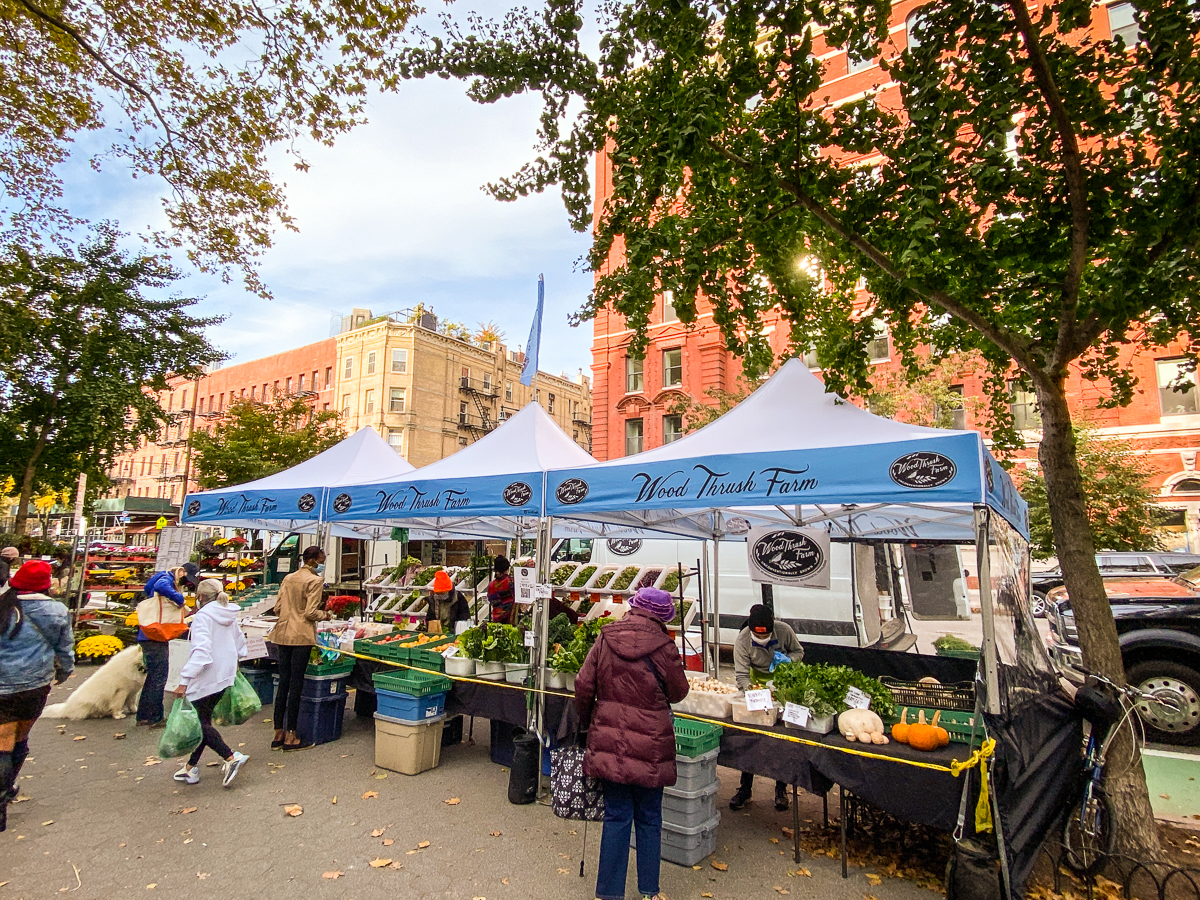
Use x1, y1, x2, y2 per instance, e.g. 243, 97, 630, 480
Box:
375, 688, 447, 724
301, 671, 351, 700
297, 693, 347, 746
673, 748, 719, 792
657, 813, 721, 866
661, 779, 720, 828
374, 713, 445, 775
240, 667, 276, 705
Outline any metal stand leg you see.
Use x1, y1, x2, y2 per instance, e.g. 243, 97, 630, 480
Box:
840, 787, 848, 879
792, 784, 801, 863
823, 791, 828, 828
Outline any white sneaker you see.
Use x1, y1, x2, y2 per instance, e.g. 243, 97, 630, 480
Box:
173, 765, 199, 784
221, 752, 248, 788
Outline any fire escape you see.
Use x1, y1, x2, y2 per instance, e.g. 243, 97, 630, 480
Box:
458, 376, 497, 440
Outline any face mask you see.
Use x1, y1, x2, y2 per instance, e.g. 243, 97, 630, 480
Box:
315, 563, 326, 576
750, 632, 772, 646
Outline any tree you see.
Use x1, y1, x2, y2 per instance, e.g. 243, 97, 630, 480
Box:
0, 225, 223, 535
190, 394, 344, 489
393, 0, 1200, 856
867, 354, 982, 430
32, 484, 71, 538
1, 0, 417, 295
667, 377, 761, 432
1020, 427, 1164, 560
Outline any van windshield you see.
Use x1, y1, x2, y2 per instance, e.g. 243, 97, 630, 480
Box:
551, 539, 593, 563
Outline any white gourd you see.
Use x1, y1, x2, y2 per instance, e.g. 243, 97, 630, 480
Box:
837, 708, 889, 745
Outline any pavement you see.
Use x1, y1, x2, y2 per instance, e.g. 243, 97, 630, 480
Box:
1, 683, 943, 900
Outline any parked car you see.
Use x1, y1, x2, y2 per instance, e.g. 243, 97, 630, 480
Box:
1030, 552, 1200, 617
1047, 575, 1200, 745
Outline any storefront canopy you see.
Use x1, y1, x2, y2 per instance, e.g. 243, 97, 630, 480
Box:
180, 426, 416, 536
325, 403, 598, 539
544, 359, 1028, 542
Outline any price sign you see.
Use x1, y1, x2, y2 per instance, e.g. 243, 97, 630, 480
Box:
745, 688, 773, 712
844, 687, 871, 710
243, 636, 268, 659
782, 702, 811, 727
523, 630, 536, 647
534, 583, 553, 599
441, 644, 460, 658
514, 566, 535, 605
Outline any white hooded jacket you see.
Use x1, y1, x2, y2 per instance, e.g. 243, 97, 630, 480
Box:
178, 600, 247, 702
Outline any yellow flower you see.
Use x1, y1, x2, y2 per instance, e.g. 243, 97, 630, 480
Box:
75, 635, 125, 658
124, 612, 139, 627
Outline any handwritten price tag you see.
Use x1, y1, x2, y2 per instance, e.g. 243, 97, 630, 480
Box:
844, 687, 871, 710
745, 689, 773, 711
523, 630, 536, 647
441, 644, 460, 658
783, 702, 811, 727
534, 583, 553, 599
243, 636, 267, 659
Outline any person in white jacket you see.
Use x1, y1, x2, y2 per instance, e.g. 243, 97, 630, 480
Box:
172, 580, 249, 787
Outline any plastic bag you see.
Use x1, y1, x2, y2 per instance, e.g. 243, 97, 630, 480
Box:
213, 671, 263, 726
157, 698, 203, 759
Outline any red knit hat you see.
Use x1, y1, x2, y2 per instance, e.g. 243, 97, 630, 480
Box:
9, 559, 52, 593
431, 571, 454, 592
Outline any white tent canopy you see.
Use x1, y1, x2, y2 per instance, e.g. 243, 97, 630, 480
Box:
181, 426, 417, 537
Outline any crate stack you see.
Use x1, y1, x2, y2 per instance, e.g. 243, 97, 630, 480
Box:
372, 669, 453, 775
650, 719, 724, 866
297, 657, 354, 746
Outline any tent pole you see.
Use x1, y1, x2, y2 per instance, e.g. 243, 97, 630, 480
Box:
699, 540, 710, 678
712, 513, 722, 680
531, 516, 553, 794
974, 505, 1002, 716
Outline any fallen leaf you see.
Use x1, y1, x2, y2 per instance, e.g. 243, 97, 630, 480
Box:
406, 850, 419, 856
362, 791, 379, 800
702, 894, 713, 898
864, 895, 879, 900
774, 888, 790, 895
331, 796, 337, 804
143, 760, 161, 767
371, 828, 386, 837
183, 839, 193, 845
73, 735, 86, 741
382, 839, 394, 846
388, 862, 404, 870
795, 868, 811, 877
445, 797, 461, 805
417, 841, 430, 849
1160, 793, 1171, 800
692, 866, 702, 871
375, 773, 388, 779
42, 820, 55, 826
196, 873, 209, 880
501, 878, 510, 885
781, 826, 794, 839
488, 831, 501, 837
146, 885, 157, 890
769, 838, 780, 844
179, 807, 198, 815
284, 805, 303, 817
322, 872, 343, 880
114, 733, 126, 740
370, 858, 393, 868
711, 861, 728, 871
865, 874, 882, 886
556, 868, 570, 875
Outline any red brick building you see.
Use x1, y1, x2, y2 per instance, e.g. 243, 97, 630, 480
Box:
589, 0, 1200, 550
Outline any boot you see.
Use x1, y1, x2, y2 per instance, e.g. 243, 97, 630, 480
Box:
775, 782, 789, 812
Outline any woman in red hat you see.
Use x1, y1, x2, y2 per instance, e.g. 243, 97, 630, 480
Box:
426, 570, 469, 633
0, 560, 74, 831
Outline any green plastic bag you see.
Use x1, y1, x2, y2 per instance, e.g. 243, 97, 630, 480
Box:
157, 698, 203, 759
213, 671, 263, 726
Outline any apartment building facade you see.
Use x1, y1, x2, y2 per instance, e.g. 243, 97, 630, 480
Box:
589, 0, 1200, 551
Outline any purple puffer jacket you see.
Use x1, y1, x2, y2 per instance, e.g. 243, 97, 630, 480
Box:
574, 608, 690, 789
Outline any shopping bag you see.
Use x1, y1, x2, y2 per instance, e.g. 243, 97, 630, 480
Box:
157, 698, 203, 759
136, 595, 188, 642
550, 746, 605, 821
212, 671, 263, 726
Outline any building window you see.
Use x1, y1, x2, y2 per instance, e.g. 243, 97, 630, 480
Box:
548, 392, 555, 413
944, 385, 966, 430
801, 343, 821, 369
262, 383, 268, 398
385, 348, 406, 375
905, 8, 927, 50
483, 373, 491, 391
366, 351, 376, 375
662, 291, 678, 323
388, 430, 403, 453
1108, 2, 1139, 44
625, 419, 644, 456
626, 357, 644, 393
505, 381, 513, 402
344, 357, 354, 380
663, 348, 683, 387
1157, 358, 1199, 416
250, 385, 257, 400
459, 437, 469, 447
460, 401, 468, 423
325, 367, 332, 388
323, 403, 329, 411
285, 377, 292, 394
847, 50, 876, 74
273, 380, 279, 396
364, 389, 375, 414
342, 393, 351, 416
867, 319, 890, 362
389, 388, 406, 413
297, 374, 305, 391
663, 414, 683, 444
1008, 381, 1041, 431
198, 397, 205, 413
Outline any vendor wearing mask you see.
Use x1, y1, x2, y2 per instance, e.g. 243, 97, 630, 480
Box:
730, 604, 804, 812
426, 571, 470, 633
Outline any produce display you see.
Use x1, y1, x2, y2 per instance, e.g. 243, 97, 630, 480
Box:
838, 709, 889, 744
634, 568, 661, 590
593, 570, 616, 589
570, 566, 597, 587
549, 564, 577, 585
456, 622, 527, 663
547, 617, 613, 673
894, 710, 951, 751
686, 677, 739, 694
661, 570, 682, 593
547, 613, 576, 648
768, 662, 894, 718
610, 566, 641, 591
669, 600, 693, 627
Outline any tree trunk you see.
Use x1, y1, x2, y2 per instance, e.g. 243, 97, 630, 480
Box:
1036, 377, 1162, 860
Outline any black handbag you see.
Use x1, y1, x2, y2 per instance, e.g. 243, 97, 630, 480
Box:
550, 746, 605, 821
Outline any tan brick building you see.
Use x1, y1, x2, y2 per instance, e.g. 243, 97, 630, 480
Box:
334, 307, 592, 467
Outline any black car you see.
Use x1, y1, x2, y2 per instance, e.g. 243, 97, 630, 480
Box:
1047, 575, 1200, 745
1030, 551, 1200, 617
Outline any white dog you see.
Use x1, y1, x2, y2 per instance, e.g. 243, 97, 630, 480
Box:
42, 645, 145, 720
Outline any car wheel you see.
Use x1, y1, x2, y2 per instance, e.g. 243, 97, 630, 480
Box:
1030, 592, 1048, 618
1126, 660, 1200, 746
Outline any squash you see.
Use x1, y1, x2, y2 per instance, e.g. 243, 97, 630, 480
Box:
838, 708, 889, 745
932, 710, 950, 747
907, 710, 941, 752
890, 707, 910, 744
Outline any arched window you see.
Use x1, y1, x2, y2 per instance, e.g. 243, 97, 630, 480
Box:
1173, 478, 1200, 494
906, 8, 928, 50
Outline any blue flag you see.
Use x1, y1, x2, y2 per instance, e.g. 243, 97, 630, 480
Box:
520, 275, 544, 386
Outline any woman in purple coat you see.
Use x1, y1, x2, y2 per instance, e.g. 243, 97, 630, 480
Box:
574, 587, 689, 900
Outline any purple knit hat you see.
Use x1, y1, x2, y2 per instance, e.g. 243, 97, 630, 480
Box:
630, 586, 676, 623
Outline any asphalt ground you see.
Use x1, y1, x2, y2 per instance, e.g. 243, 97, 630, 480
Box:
1, 683, 943, 900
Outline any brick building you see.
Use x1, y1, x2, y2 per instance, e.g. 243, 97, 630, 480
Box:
589, 0, 1200, 551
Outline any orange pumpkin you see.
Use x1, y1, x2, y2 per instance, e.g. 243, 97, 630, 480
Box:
931, 710, 950, 747
908, 710, 941, 752
890, 707, 910, 744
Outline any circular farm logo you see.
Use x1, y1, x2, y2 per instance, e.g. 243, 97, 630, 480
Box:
297, 493, 316, 513
725, 516, 751, 536
889, 452, 957, 490
607, 538, 642, 556
751, 530, 825, 580
503, 481, 533, 507
555, 478, 589, 505
186, 500, 201, 517
332, 493, 353, 514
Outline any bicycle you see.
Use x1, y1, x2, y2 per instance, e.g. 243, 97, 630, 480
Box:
1061, 665, 1180, 876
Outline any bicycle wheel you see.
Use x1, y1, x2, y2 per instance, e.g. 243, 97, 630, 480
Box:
1061, 786, 1116, 876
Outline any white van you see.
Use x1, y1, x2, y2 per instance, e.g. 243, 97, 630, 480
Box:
550, 537, 932, 650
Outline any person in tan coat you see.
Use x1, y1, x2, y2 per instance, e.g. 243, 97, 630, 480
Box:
266, 546, 329, 751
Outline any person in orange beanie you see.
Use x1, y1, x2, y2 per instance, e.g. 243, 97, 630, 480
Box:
426, 570, 469, 633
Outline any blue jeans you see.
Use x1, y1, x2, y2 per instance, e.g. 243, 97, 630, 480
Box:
136, 640, 169, 724
596, 780, 664, 900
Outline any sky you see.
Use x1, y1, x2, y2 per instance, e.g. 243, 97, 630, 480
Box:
55, 5, 599, 381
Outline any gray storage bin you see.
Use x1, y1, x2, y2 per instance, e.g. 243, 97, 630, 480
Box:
633, 813, 721, 866
662, 779, 719, 828
672, 748, 718, 792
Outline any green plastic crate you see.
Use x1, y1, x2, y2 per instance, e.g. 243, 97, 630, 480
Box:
882, 707, 985, 744
404, 637, 455, 672
373, 668, 453, 697
674, 718, 722, 758
305, 656, 354, 677
354, 630, 417, 661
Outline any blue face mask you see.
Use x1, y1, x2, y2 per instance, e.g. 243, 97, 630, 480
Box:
315, 563, 326, 576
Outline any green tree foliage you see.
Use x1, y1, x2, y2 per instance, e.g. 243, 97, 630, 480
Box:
667, 378, 761, 432
393, 0, 1200, 856
0, 225, 223, 534
191, 394, 344, 489
867, 354, 981, 430
1020, 428, 1164, 560
1, 0, 417, 294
